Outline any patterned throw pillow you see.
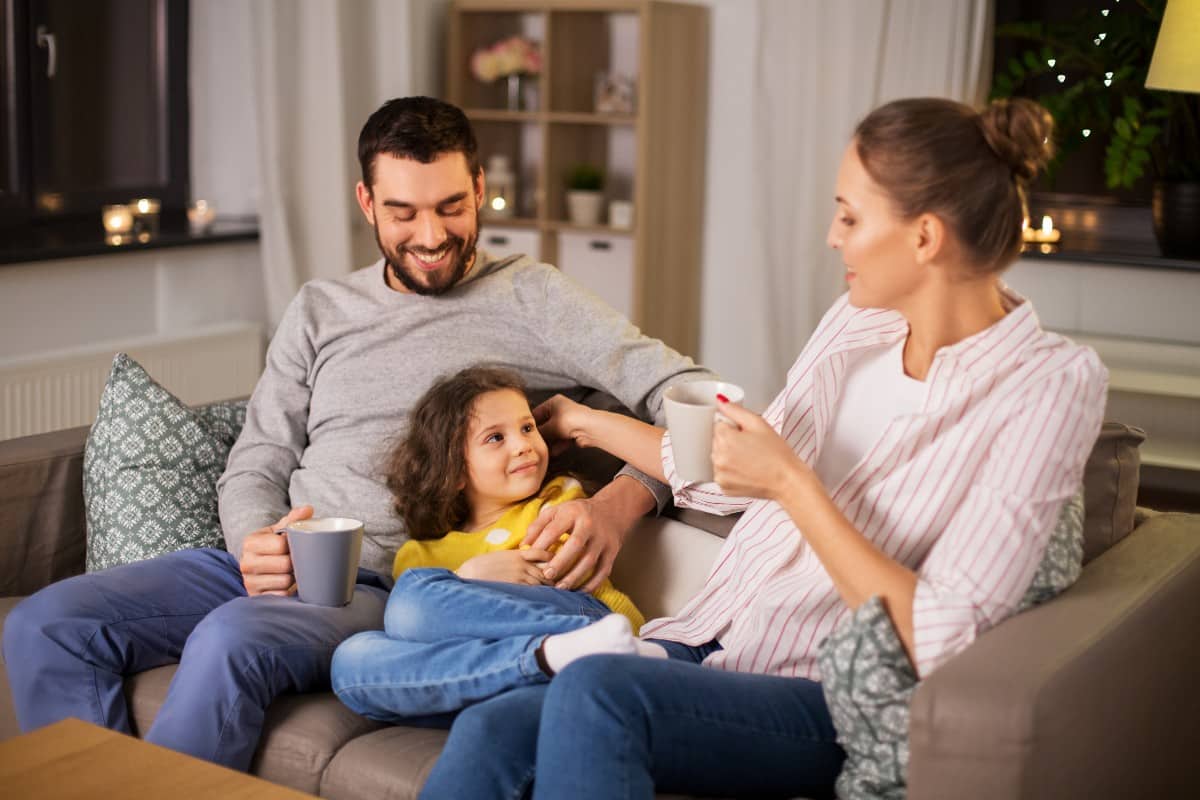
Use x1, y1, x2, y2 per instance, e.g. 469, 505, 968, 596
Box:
83, 354, 248, 572
818, 489, 1085, 800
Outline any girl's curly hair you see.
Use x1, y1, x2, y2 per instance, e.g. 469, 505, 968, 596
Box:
386, 366, 528, 539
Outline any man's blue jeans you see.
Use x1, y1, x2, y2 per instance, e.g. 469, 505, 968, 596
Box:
2, 547, 390, 770
419, 640, 844, 800
331, 567, 613, 720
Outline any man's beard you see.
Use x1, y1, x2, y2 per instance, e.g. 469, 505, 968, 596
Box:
378, 210, 481, 296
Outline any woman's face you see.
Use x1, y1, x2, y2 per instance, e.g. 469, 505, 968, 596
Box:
826, 142, 927, 310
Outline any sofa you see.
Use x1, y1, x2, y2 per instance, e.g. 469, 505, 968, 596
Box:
2, 421, 1200, 799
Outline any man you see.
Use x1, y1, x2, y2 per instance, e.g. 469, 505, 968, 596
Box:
3, 97, 712, 770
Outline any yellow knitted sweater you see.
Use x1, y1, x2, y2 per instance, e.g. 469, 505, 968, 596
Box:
392, 476, 644, 632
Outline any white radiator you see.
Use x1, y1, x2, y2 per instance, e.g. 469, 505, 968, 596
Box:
0, 322, 264, 441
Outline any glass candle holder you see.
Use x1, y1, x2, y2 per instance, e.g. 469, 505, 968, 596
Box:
130, 197, 162, 241
102, 204, 134, 245
187, 200, 217, 234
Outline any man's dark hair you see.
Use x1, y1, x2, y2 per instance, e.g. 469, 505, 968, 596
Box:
357, 96, 482, 189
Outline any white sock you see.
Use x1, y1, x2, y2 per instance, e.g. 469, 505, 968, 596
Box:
542, 614, 643, 674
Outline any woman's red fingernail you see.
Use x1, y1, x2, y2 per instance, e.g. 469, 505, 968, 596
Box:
716, 393, 729, 403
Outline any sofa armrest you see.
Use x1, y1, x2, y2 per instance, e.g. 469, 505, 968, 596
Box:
0, 426, 90, 596
908, 512, 1200, 799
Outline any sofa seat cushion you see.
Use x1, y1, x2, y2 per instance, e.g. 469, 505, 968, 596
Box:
123, 665, 384, 795
321, 725, 449, 800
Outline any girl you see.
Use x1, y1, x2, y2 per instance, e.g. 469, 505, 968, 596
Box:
420, 97, 1108, 800
330, 366, 659, 721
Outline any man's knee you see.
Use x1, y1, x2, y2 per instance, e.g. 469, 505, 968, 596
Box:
3, 581, 101, 665
183, 597, 276, 669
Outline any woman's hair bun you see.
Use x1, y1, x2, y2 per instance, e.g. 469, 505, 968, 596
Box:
978, 97, 1055, 183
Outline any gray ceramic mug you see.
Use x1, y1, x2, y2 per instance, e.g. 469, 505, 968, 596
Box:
284, 517, 364, 607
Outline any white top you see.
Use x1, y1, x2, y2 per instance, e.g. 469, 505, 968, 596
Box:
643, 289, 1107, 679
813, 338, 927, 491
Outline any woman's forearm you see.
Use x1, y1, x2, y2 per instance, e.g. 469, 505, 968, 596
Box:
575, 409, 668, 483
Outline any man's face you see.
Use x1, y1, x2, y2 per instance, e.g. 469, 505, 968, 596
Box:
356, 152, 484, 295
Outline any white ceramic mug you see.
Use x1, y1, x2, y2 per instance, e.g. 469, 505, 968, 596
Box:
663, 380, 745, 482
285, 517, 363, 607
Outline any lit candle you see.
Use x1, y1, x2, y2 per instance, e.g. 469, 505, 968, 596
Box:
1022, 214, 1061, 244
132, 197, 160, 216
129, 197, 162, 240
102, 204, 133, 234
1037, 214, 1061, 243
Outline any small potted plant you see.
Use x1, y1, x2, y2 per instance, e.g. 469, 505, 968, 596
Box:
565, 164, 605, 226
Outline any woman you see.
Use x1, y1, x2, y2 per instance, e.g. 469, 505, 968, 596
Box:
419, 96, 1107, 800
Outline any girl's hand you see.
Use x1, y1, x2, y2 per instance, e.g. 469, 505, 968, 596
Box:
532, 394, 593, 452
455, 549, 555, 585
711, 400, 817, 501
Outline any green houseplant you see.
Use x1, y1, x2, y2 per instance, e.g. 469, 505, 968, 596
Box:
991, 0, 1200, 256
565, 164, 605, 226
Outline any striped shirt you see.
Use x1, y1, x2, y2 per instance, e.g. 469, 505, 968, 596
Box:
640, 288, 1107, 679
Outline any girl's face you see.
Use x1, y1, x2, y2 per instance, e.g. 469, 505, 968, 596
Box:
462, 389, 550, 516
826, 141, 928, 310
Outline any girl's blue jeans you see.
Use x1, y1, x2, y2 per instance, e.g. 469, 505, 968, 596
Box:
330, 567, 614, 720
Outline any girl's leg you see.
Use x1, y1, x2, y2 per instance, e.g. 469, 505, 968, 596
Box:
384, 568, 610, 642
532, 654, 845, 800
333, 569, 616, 719
332, 630, 550, 719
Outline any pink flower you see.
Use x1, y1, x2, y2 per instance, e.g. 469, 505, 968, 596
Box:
470, 36, 542, 82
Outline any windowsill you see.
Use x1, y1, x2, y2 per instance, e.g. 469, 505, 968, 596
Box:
0, 217, 260, 266
1019, 237, 1200, 272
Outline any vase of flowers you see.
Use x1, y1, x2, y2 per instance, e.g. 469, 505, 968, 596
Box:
470, 36, 543, 111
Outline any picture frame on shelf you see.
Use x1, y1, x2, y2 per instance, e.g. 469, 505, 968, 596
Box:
594, 72, 636, 115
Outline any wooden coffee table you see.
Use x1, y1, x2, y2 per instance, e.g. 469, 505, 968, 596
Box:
0, 718, 316, 799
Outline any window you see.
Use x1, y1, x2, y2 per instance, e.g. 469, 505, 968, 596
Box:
0, 0, 188, 229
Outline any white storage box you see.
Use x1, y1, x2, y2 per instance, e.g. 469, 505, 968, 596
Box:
558, 231, 635, 320
480, 226, 541, 262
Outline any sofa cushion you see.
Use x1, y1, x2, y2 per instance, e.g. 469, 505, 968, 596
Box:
0, 426, 89, 595
83, 354, 247, 572
321, 725, 449, 800
819, 490, 1085, 799
123, 663, 385, 795
1081, 421, 1145, 564
0, 595, 25, 741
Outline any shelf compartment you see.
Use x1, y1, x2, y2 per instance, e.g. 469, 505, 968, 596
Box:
451, 11, 547, 112
473, 120, 543, 220
546, 122, 636, 225
547, 10, 639, 114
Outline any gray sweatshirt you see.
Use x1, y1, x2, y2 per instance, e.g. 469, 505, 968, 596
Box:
216, 252, 714, 573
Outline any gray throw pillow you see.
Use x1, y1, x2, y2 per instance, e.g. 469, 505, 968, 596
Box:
83, 353, 248, 572
818, 489, 1085, 800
